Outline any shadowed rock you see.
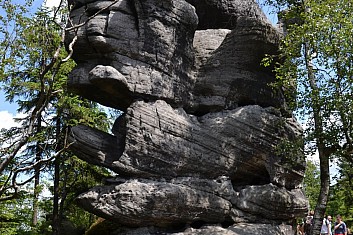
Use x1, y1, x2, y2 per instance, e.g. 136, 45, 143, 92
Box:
87, 223, 295, 235
189, 17, 283, 115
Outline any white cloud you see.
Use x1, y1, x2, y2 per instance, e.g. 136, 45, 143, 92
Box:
0, 110, 27, 130
0, 111, 25, 150
0, 110, 20, 129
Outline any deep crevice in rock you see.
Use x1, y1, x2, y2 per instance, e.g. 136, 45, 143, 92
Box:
221, 219, 235, 228
231, 169, 271, 189
190, 220, 207, 229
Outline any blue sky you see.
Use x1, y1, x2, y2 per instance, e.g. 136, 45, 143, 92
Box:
0, 0, 61, 128
0, 90, 17, 114
0, 89, 21, 129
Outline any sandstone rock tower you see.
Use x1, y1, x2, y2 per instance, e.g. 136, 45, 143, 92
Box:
65, 0, 308, 234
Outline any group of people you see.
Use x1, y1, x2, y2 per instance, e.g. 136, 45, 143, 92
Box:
297, 212, 352, 235
320, 215, 351, 235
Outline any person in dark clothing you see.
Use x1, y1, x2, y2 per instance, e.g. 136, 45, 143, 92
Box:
304, 210, 314, 235
333, 215, 347, 235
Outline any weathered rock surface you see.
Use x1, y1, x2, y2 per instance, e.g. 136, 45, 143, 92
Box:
76, 178, 306, 227
189, 18, 283, 114
233, 184, 307, 220
174, 224, 294, 235
65, 0, 308, 234
76, 177, 234, 227
66, 0, 198, 109
70, 100, 304, 189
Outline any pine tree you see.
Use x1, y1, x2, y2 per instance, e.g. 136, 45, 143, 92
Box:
0, 1, 113, 233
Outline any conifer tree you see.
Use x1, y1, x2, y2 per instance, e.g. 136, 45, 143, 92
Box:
0, 1, 112, 233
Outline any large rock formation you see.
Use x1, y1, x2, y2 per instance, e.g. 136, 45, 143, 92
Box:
65, 0, 308, 234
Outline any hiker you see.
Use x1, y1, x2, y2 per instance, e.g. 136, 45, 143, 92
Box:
321, 215, 332, 235
333, 215, 347, 235
304, 211, 314, 235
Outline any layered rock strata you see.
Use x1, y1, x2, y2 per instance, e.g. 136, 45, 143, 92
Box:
65, 0, 308, 234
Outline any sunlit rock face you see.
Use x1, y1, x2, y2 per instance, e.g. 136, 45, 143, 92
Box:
65, 0, 308, 234
66, 0, 198, 109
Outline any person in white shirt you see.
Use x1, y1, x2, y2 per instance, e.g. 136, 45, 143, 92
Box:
321, 215, 333, 235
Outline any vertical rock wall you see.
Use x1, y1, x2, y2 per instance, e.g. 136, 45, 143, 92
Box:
65, 0, 308, 234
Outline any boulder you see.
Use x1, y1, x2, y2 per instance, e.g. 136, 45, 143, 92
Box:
65, 0, 308, 234
65, 0, 198, 110
85, 223, 293, 235
76, 178, 306, 228
70, 100, 305, 189
189, 17, 283, 114
233, 184, 308, 220
76, 177, 233, 227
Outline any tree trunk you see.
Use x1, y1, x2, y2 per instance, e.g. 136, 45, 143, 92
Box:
52, 157, 60, 235
59, 166, 68, 222
312, 149, 330, 235
32, 114, 42, 227
304, 42, 330, 235
52, 117, 62, 235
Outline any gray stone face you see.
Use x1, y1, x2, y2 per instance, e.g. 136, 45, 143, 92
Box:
88, 223, 294, 235
233, 184, 308, 220
70, 100, 304, 189
66, 0, 198, 109
76, 177, 233, 227
65, 0, 308, 234
76, 178, 307, 228
189, 17, 284, 115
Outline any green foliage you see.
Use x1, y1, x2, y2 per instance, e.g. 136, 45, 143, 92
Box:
303, 160, 320, 210
263, 0, 353, 233
54, 155, 111, 230
0, 198, 20, 235
270, 0, 353, 153
0, 0, 113, 234
326, 161, 353, 228
0, 184, 45, 235
301, 160, 353, 228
